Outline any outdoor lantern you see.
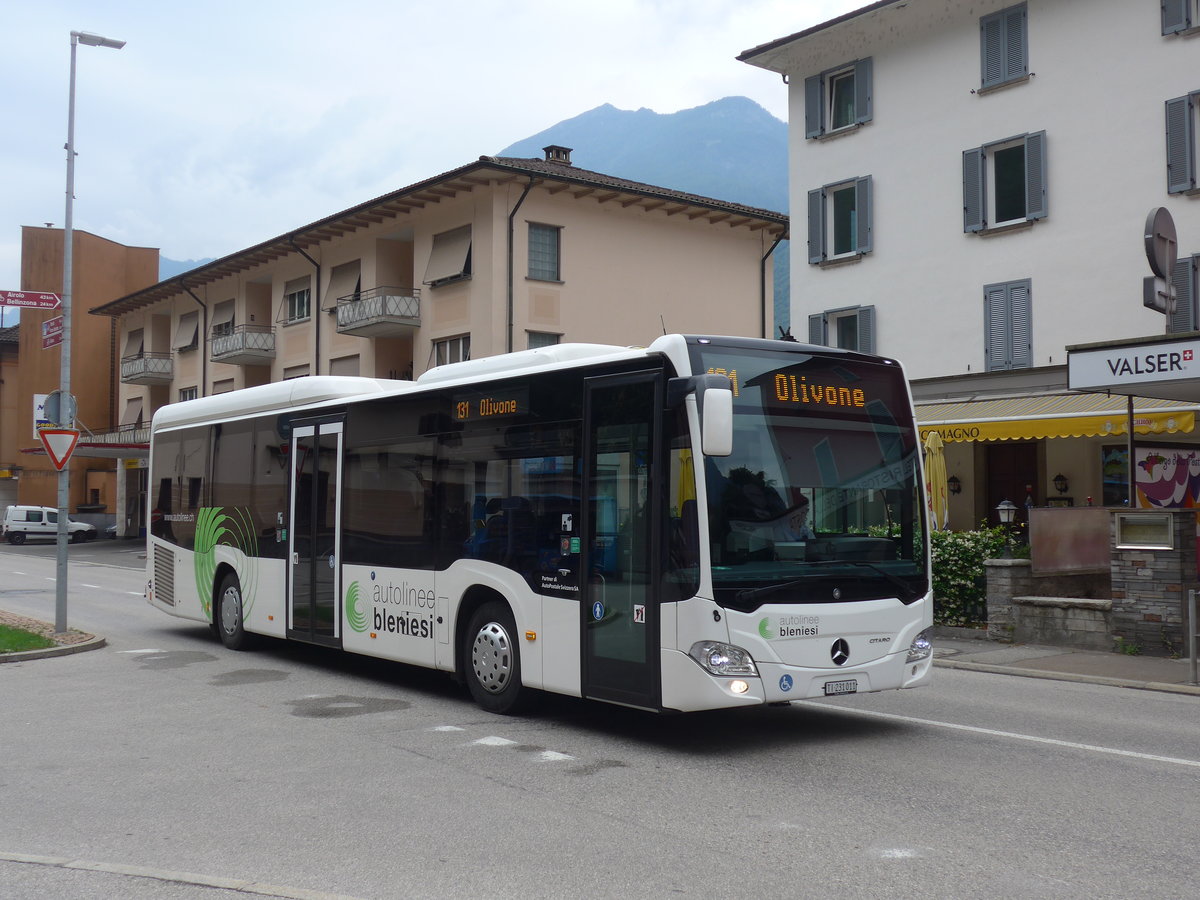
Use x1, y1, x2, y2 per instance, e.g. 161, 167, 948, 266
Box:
1053, 473, 1068, 494
995, 499, 1018, 525
947, 475, 962, 495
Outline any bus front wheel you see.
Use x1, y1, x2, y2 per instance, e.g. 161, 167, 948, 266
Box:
216, 572, 253, 651
465, 602, 528, 714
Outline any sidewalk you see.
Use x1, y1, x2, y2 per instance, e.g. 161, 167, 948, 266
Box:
933, 626, 1200, 696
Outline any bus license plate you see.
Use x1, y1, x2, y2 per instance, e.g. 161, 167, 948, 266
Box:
824, 679, 858, 696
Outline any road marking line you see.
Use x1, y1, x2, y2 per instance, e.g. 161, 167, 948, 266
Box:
431, 725, 465, 732
797, 701, 1200, 769
474, 736, 518, 746
538, 750, 574, 761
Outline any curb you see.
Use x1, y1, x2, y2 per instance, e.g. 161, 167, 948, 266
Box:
934, 657, 1200, 696
0, 634, 107, 664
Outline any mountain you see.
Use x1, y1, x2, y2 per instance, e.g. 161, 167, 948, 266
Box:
498, 96, 791, 332
159, 257, 214, 281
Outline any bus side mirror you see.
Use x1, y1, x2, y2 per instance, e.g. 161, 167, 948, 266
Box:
701, 387, 733, 457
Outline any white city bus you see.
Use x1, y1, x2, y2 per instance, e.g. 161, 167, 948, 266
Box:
146, 334, 932, 713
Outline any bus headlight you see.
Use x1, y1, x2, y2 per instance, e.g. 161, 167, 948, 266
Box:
906, 628, 933, 663
689, 641, 759, 677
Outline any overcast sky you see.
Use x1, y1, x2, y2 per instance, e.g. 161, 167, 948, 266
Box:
1, 0, 864, 303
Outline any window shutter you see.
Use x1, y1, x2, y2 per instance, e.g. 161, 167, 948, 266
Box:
963, 147, 986, 232
854, 58, 873, 125
807, 188, 826, 263
855, 176, 873, 254
805, 75, 824, 139
1166, 95, 1196, 194
1003, 6, 1028, 83
1008, 279, 1032, 368
984, 282, 1010, 371
1169, 256, 1197, 333
980, 11, 1005, 89
808, 313, 828, 346
1162, 0, 1192, 35
1024, 131, 1047, 220
856, 305, 876, 354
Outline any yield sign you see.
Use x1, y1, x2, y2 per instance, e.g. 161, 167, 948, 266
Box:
39, 428, 80, 471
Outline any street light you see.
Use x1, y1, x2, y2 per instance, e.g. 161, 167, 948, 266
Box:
995, 499, 1018, 558
55, 29, 124, 633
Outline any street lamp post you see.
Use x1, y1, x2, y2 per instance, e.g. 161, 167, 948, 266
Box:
995, 499, 1018, 559
55, 30, 124, 634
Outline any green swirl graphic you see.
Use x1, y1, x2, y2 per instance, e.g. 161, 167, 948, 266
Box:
346, 581, 368, 633
758, 617, 775, 640
193, 507, 260, 622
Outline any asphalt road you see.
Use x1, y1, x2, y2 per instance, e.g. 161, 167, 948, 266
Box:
1, 539, 1197, 899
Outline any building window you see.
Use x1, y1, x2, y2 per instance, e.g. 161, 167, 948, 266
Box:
807, 176, 872, 263
983, 279, 1032, 371
211, 300, 235, 338
178, 387, 198, 402
1163, 1, 1200, 35
980, 4, 1028, 91
434, 335, 471, 367
808, 306, 875, 353
285, 278, 311, 323
1168, 255, 1199, 333
1166, 93, 1198, 194
122, 329, 144, 361
963, 132, 1047, 232
423, 225, 472, 287
528, 223, 562, 281
173, 312, 199, 352
804, 58, 872, 139
527, 331, 560, 350
282, 364, 310, 380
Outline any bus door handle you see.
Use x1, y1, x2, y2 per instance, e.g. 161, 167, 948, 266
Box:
292, 552, 299, 565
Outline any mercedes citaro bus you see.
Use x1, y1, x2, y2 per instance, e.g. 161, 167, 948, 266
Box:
146, 334, 932, 713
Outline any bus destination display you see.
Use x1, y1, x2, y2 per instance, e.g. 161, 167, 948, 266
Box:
452, 387, 528, 422
706, 366, 866, 410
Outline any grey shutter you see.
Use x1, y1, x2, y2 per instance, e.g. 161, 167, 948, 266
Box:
1169, 256, 1197, 333
980, 11, 1005, 88
1024, 130, 1047, 220
1003, 6, 1028, 83
808, 313, 828, 346
963, 146, 986, 232
984, 282, 1010, 371
1008, 279, 1032, 368
805, 75, 824, 139
854, 57, 873, 125
856, 305, 876, 354
855, 176, 873, 254
807, 188, 826, 263
1166, 95, 1196, 194
1162, 0, 1192, 35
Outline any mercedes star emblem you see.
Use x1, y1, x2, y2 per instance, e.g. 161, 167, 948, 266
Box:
831, 639, 850, 666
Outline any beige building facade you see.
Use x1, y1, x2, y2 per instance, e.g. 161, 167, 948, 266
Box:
92, 148, 788, 533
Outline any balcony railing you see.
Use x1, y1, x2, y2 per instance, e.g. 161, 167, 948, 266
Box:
210, 324, 276, 366
335, 285, 421, 338
120, 352, 173, 385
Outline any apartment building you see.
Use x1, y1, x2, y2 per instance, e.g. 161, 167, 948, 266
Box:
91, 147, 788, 533
741, 0, 1200, 527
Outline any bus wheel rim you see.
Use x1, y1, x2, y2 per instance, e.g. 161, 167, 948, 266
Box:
221, 586, 241, 634
471, 621, 512, 694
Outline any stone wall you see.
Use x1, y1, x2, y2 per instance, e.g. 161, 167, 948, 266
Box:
1109, 511, 1196, 657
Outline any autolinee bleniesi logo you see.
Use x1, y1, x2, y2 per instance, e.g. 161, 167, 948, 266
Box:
758, 618, 776, 640
760, 615, 821, 639
346, 581, 368, 633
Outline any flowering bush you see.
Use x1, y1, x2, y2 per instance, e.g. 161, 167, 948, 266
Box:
930, 527, 1007, 625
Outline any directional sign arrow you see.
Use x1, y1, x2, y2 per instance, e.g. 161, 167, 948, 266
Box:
0, 290, 61, 309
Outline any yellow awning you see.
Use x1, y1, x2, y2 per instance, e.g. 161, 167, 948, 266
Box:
916, 394, 1199, 442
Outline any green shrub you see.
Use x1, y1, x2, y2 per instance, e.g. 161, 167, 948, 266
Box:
930, 526, 1007, 625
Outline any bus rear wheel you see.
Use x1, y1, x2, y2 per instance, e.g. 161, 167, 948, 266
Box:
216, 572, 253, 651
465, 602, 528, 714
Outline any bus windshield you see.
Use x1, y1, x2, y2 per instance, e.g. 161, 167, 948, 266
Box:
690, 341, 928, 611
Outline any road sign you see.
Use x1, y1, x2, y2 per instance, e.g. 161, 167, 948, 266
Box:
0, 290, 61, 309
38, 428, 80, 471
42, 315, 64, 349
43, 389, 77, 428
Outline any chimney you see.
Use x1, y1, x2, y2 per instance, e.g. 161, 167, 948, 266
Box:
543, 145, 573, 165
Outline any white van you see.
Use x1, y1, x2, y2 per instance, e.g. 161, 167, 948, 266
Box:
2, 506, 97, 545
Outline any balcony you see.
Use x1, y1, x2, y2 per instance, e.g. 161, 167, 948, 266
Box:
121, 352, 173, 385
335, 285, 421, 338
210, 324, 276, 366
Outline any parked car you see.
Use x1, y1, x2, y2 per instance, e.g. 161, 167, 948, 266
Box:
2, 505, 97, 544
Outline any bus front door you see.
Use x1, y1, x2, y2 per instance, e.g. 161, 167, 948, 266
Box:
581, 372, 662, 710
288, 420, 344, 648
